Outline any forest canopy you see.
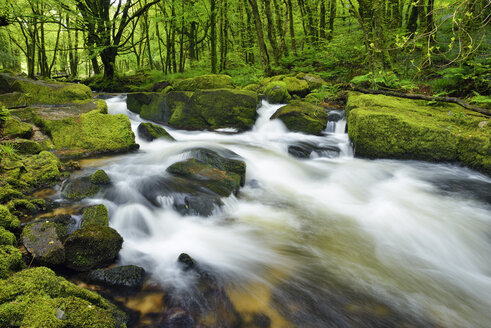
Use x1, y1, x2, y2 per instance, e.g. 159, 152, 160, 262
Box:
0, 0, 489, 97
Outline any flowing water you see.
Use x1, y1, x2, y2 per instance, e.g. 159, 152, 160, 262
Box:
68, 96, 490, 327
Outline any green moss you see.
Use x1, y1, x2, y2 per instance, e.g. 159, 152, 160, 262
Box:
64, 226, 123, 271
63, 176, 101, 201
8, 139, 43, 154
137, 122, 174, 142
0, 267, 126, 327
242, 83, 260, 92
91, 170, 110, 185
95, 99, 108, 114
173, 74, 234, 91
0, 187, 23, 204
346, 93, 491, 174
21, 220, 66, 265
0, 92, 27, 109
19, 151, 61, 188
0, 227, 15, 246
0, 205, 20, 231
2, 117, 33, 139
81, 205, 109, 228
0, 245, 24, 279
13, 77, 92, 105
263, 81, 291, 104
7, 199, 37, 217
44, 111, 137, 154
283, 77, 310, 97
271, 101, 329, 135
296, 72, 326, 89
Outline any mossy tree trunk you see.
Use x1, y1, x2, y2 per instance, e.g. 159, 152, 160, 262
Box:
327, 0, 337, 41
248, 0, 272, 76
210, 0, 218, 73
262, 0, 280, 65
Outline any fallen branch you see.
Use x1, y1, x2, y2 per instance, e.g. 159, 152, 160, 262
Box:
348, 84, 490, 116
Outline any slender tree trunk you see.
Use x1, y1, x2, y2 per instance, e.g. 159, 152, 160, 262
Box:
210, 0, 218, 73
327, 0, 337, 41
286, 0, 296, 55
262, 0, 280, 64
320, 0, 326, 40
248, 0, 271, 76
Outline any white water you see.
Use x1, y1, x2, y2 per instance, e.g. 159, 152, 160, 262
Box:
85, 96, 490, 327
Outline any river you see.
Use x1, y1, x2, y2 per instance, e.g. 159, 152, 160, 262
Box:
66, 95, 491, 328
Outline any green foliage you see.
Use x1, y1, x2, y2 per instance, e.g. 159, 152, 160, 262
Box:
351, 72, 418, 91
0, 143, 18, 159
0, 106, 10, 125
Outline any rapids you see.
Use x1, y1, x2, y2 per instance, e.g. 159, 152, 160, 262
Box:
72, 96, 490, 328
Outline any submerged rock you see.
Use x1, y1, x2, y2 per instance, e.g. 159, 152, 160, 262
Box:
346, 93, 491, 174
91, 169, 111, 185
159, 308, 195, 328
288, 141, 340, 159
63, 176, 102, 201
64, 225, 123, 271
137, 122, 174, 142
271, 101, 329, 135
87, 265, 145, 289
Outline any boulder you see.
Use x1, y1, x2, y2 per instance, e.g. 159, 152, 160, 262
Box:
0, 245, 24, 279
271, 101, 329, 135
296, 72, 326, 89
40, 110, 138, 156
0, 187, 23, 204
288, 141, 340, 159
81, 204, 109, 228
159, 308, 195, 328
172, 74, 234, 91
283, 77, 310, 98
64, 225, 123, 271
0, 227, 15, 246
0, 267, 128, 327
263, 81, 291, 104
137, 122, 174, 141
91, 169, 111, 185
2, 117, 33, 139
62, 176, 101, 201
346, 93, 491, 174
21, 215, 75, 266
0, 205, 20, 231
87, 265, 145, 289
8, 138, 43, 154
0, 92, 28, 109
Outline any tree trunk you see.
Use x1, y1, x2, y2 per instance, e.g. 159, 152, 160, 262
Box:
101, 48, 117, 80
248, 0, 271, 76
210, 0, 218, 73
286, 0, 296, 55
320, 0, 326, 40
328, 0, 336, 41
263, 0, 280, 64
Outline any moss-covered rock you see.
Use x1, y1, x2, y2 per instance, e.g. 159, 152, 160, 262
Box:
271, 101, 329, 135
173, 74, 234, 91
137, 122, 174, 142
283, 77, 310, 98
19, 151, 61, 188
2, 117, 33, 139
0, 73, 92, 105
0, 205, 20, 231
87, 265, 145, 289
346, 93, 491, 174
7, 198, 37, 218
64, 225, 123, 271
243, 83, 260, 92
296, 72, 326, 90
41, 110, 138, 155
0, 92, 28, 109
263, 81, 291, 104
0, 187, 23, 205
0, 245, 24, 279
62, 176, 102, 201
81, 204, 109, 228
167, 159, 241, 197
7, 138, 43, 154
0, 227, 15, 246
91, 169, 110, 185
0, 267, 127, 327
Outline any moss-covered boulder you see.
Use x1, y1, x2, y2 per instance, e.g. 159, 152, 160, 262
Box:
87, 265, 145, 289
0, 227, 15, 246
7, 138, 43, 154
167, 159, 241, 197
81, 204, 109, 228
296, 72, 326, 90
62, 176, 102, 201
0, 205, 20, 232
41, 110, 138, 156
7, 198, 37, 218
243, 83, 260, 92
173, 74, 234, 91
271, 101, 329, 135
283, 77, 310, 98
346, 93, 491, 174
21, 216, 75, 265
0, 73, 92, 105
64, 225, 123, 271
0, 267, 127, 327
2, 117, 33, 139
0, 245, 24, 278
137, 122, 174, 142
0, 187, 23, 204
263, 81, 291, 104
0, 92, 28, 109
91, 169, 111, 185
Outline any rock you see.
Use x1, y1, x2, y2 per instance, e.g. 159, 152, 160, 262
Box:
296, 72, 326, 89
2, 117, 33, 139
21, 215, 75, 265
177, 253, 195, 271
81, 204, 109, 227
173, 74, 234, 91
64, 225, 123, 271
0, 227, 15, 246
7, 138, 43, 154
271, 101, 329, 135
137, 122, 174, 141
346, 93, 491, 174
87, 265, 145, 289
41, 110, 138, 156
0, 92, 28, 108
0, 205, 20, 231
91, 169, 111, 185
167, 159, 241, 197
151, 80, 172, 92
0, 267, 128, 327
62, 176, 102, 201
0, 187, 23, 204
328, 110, 343, 122
283, 77, 310, 98
251, 313, 272, 328
7, 198, 37, 217
127, 89, 258, 131
288, 142, 340, 159
0, 245, 24, 278
243, 83, 260, 92
0, 73, 92, 105
263, 81, 291, 104
159, 308, 195, 328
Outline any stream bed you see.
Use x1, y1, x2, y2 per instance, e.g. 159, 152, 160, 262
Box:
53, 96, 491, 328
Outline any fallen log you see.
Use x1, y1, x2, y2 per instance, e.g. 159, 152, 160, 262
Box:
348, 84, 490, 116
